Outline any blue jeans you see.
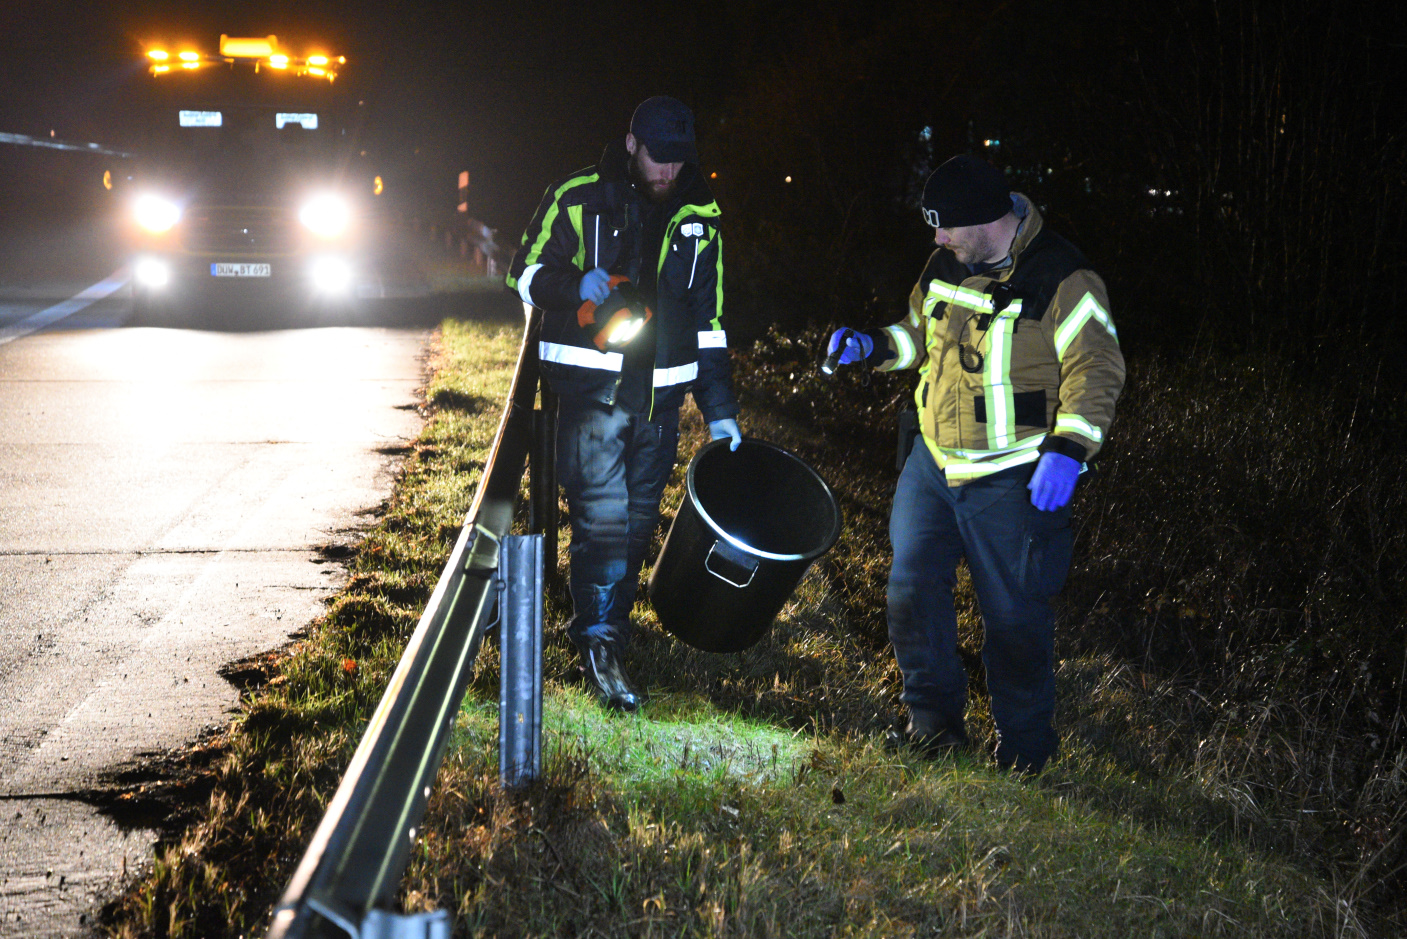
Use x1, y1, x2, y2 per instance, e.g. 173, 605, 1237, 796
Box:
556, 398, 679, 649
887, 443, 1072, 771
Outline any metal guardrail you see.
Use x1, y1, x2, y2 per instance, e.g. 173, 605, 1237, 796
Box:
267, 305, 556, 939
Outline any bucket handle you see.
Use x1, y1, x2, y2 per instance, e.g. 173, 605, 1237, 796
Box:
704, 539, 759, 589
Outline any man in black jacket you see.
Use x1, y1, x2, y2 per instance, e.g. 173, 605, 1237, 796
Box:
507, 96, 740, 711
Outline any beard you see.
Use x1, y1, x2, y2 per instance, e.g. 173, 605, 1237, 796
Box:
628, 150, 679, 204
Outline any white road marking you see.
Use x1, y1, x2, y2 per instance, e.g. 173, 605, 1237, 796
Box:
0, 268, 130, 346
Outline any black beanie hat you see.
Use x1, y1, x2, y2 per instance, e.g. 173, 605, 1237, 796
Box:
921, 154, 1010, 228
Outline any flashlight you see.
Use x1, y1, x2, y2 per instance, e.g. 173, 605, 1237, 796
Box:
579, 276, 653, 350
820, 327, 856, 375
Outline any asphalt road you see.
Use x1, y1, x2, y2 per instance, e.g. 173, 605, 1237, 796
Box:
0, 214, 477, 936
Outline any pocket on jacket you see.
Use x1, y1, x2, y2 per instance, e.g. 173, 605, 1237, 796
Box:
1018, 510, 1073, 600
973, 389, 1047, 427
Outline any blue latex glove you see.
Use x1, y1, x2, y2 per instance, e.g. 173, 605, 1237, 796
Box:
708, 418, 742, 451
825, 328, 873, 366
1027, 451, 1081, 511
578, 267, 611, 304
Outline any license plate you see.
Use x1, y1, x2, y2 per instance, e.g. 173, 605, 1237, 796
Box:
211, 262, 271, 278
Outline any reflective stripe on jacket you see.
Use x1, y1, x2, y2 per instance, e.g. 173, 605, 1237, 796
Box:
871, 194, 1124, 485
505, 138, 736, 423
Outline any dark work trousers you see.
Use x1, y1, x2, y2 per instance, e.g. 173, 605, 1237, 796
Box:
556, 397, 680, 650
887, 442, 1072, 771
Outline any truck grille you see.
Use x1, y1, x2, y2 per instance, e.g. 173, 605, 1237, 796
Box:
181, 206, 299, 255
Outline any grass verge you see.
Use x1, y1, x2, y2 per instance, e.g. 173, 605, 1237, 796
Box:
103, 316, 1396, 937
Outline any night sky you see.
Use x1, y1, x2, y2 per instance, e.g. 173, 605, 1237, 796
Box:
0, 0, 778, 232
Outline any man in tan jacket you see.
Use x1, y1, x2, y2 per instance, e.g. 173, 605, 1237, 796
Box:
826, 154, 1125, 773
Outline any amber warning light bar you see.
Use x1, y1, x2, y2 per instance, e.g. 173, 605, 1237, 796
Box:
145, 35, 345, 80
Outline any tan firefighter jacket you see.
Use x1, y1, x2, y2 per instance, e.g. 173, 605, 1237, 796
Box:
867, 194, 1124, 485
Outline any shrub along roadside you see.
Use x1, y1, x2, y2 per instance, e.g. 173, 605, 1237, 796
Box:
104, 317, 1401, 937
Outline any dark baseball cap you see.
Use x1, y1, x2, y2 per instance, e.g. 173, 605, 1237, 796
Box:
921, 154, 1011, 228
630, 96, 698, 164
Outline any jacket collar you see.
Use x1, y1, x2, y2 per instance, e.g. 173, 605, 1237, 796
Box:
1004, 193, 1044, 269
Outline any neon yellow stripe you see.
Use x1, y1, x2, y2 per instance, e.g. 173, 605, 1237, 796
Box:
983, 316, 1017, 448
567, 204, 585, 270
928, 279, 993, 312
521, 171, 598, 270
1055, 292, 1118, 360
884, 324, 917, 369
929, 434, 1044, 479
712, 230, 724, 330
1055, 414, 1103, 443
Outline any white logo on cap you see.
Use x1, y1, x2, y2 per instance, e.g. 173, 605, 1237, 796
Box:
923, 208, 940, 228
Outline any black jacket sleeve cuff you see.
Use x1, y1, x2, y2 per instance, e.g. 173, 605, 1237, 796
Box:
1039, 435, 1088, 463
862, 329, 895, 367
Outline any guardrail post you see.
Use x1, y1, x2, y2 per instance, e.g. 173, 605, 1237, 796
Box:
498, 534, 543, 788
529, 383, 559, 578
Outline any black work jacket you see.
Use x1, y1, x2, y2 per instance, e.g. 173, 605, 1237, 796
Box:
506, 139, 737, 422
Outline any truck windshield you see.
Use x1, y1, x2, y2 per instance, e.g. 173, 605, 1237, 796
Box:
138, 65, 348, 194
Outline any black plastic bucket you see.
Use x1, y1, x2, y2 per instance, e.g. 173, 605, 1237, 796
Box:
648, 438, 842, 653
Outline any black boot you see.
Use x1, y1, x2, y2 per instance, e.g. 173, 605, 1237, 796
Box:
884, 710, 968, 758
576, 637, 644, 712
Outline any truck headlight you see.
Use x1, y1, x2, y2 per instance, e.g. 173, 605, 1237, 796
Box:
134, 194, 181, 233
133, 256, 170, 287
310, 256, 353, 293
299, 194, 351, 238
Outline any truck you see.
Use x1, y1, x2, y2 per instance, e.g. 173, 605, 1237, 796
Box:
124, 34, 376, 316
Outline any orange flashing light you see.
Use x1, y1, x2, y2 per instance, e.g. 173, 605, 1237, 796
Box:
147, 49, 169, 61
178, 51, 200, 62
219, 35, 278, 58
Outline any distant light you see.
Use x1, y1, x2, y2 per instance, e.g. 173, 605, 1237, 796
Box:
308, 55, 329, 66
268, 54, 290, 69
919, 125, 932, 141
710, 172, 717, 179
307, 67, 326, 77
147, 50, 169, 61
784, 176, 792, 183
181, 62, 200, 70
337, 56, 346, 64
102, 170, 113, 191
373, 175, 384, 196
1147, 188, 1158, 196
152, 65, 170, 74
220, 35, 277, 58
178, 51, 200, 62
984, 138, 1001, 147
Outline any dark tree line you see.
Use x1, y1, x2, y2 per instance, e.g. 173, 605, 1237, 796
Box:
703, 0, 1407, 380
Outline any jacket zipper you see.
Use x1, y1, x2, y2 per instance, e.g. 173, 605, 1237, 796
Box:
687, 236, 701, 289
